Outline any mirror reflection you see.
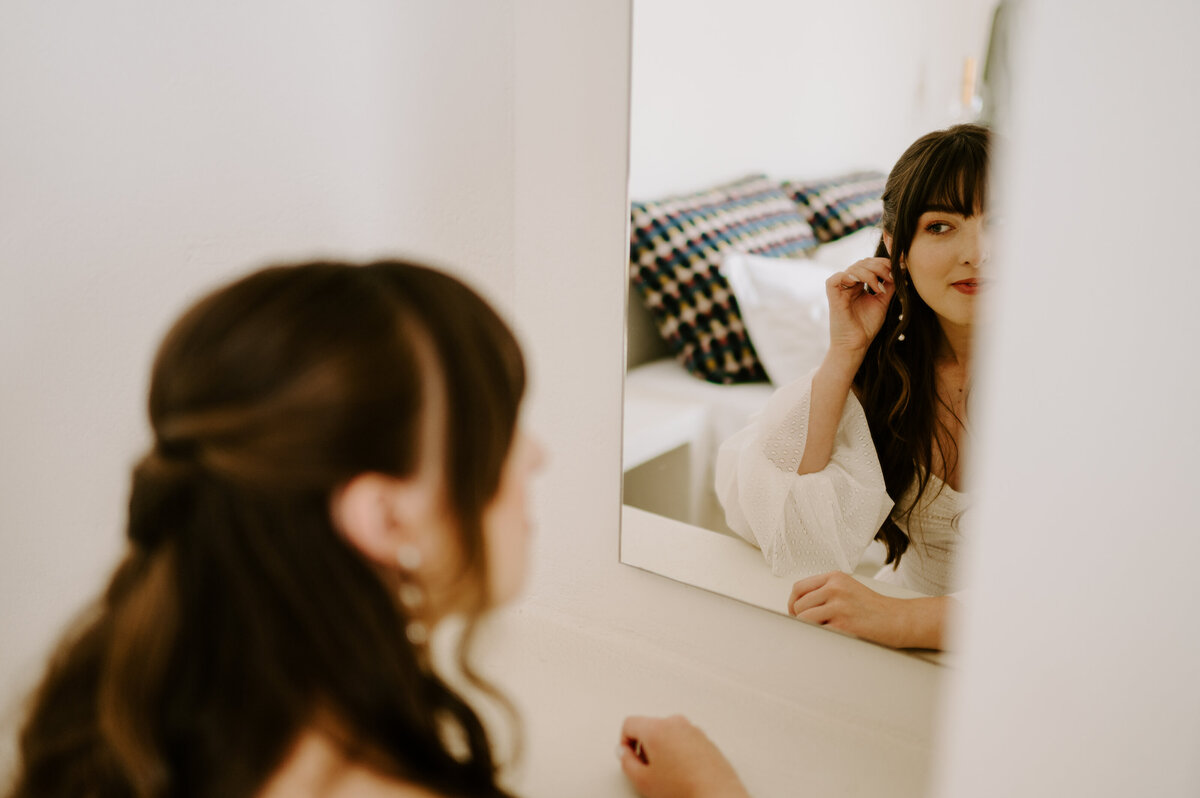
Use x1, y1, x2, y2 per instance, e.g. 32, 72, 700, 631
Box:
621, 0, 1002, 654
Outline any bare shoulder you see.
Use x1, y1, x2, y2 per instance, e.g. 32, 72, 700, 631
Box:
258, 729, 444, 798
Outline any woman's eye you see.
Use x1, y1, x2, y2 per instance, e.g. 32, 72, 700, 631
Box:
925, 222, 952, 234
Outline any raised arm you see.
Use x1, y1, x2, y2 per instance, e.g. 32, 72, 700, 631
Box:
796, 257, 894, 475
714, 258, 897, 578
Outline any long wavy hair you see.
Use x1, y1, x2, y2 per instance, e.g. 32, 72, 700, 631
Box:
7, 261, 525, 798
856, 124, 989, 565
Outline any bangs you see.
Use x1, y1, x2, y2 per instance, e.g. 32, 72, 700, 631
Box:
918, 136, 989, 218
383, 261, 526, 502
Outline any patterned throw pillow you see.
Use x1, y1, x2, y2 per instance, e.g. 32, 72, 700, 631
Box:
784, 171, 887, 243
630, 175, 819, 384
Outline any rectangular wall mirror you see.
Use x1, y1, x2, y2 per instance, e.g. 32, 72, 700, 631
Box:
620, 0, 1003, 658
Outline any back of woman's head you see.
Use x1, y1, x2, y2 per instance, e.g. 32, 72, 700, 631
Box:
857, 124, 990, 565
9, 261, 524, 798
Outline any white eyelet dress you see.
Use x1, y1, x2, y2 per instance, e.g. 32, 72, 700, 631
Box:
714, 370, 969, 596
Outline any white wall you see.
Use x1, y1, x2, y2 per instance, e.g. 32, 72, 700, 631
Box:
629, 0, 997, 198
0, 0, 516, 733
933, 2, 1200, 796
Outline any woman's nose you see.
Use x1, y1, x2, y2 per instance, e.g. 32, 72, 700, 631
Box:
964, 219, 989, 267
528, 433, 548, 472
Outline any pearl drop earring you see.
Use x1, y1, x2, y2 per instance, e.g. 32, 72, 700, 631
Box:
395, 543, 428, 645
396, 543, 422, 571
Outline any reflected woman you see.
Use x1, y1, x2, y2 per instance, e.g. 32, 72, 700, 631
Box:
7, 262, 747, 798
715, 124, 990, 650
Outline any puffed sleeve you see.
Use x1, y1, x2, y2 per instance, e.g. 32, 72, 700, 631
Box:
714, 369, 894, 579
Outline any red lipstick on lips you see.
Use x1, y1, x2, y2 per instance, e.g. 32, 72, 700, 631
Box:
952, 278, 981, 295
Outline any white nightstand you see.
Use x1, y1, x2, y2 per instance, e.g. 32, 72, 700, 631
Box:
622, 392, 707, 472
622, 386, 710, 525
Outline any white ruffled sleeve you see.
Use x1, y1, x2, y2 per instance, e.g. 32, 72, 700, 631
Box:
714, 370, 894, 579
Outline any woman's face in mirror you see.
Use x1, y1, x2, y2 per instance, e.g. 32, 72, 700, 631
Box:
900, 210, 990, 329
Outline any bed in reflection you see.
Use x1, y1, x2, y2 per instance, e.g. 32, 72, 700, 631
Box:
623, 171, 890, 574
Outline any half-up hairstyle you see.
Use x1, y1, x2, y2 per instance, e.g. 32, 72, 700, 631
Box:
855, 124, 989, 565
8, 261, 525, 798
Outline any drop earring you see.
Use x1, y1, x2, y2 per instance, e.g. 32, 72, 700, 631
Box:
395, 543, 428, 645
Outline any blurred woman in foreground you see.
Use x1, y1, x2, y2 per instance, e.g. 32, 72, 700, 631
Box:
7, 261, 748, 797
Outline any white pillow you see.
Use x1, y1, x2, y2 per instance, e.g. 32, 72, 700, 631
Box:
721, 251, 836, 385
808, 226, 883, 271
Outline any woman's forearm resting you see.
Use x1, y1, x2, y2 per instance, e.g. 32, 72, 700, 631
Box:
788, 572, 955, 650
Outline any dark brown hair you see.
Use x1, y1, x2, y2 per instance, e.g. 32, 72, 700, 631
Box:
7, 261, 525, 798
856, 124, 989, 565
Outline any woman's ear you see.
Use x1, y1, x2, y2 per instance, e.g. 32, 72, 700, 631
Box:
331, 473, 436, 567
882, 231, 894, 258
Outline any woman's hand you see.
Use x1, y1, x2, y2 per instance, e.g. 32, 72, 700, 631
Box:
788, 571, 946, 650
618, 715, 750, 798
825, 257, 895, 356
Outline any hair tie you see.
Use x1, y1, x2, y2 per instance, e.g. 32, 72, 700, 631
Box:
127, 444, 202, 551
154, 434, 198, 463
